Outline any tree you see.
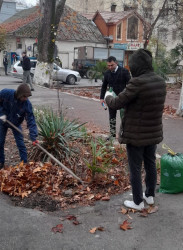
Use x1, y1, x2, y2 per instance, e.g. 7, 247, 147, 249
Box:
0, 0, 3, 10
34, 0, 66, 86
0, 27, 6, 52
172, 44, 183, 116
135, 0, 183, 116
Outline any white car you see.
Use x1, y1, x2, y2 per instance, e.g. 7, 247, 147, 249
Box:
11, 60, 81, 84
11, 60, 36, 79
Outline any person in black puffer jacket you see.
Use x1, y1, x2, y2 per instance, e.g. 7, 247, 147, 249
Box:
100, 56, 130, 139
105, 49, 166, 210
22, 51, 34, 91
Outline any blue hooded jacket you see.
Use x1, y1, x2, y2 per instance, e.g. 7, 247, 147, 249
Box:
0, 89, 38, 141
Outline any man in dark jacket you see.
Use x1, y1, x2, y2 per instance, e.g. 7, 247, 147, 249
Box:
22, 52, 34, 91
3, 55, 8, 75
105, 49, 166, 210
0, 84, 38, 169
100, 56, 130, 139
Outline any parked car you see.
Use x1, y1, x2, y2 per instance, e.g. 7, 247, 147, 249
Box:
11, 60, 36, 79
11, 60, 81, 84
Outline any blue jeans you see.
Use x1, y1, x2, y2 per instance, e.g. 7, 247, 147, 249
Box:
126, 144, 157, 205
0, 124, 27, 164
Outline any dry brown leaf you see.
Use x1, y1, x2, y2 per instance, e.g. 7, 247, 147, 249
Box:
73, 220, 81, 225
51, 224, 63, 233
124, 185, 131, 191
129, 208, 137, 213
114, 180, 120, 186
95, 194, 102, 200
90, 227, 97, 234
33, 167, 42, 173
96, 156, 103, 162
112, 158, 119, 164
88, 194, 95, 200
97, 226, 105, 231
101, 196, 110, 201
148, 206, 158, 214
139, 208, 148, 217
127, 214, 133, 220
120, 220, 133, 231
66, 215, 77, 221
121, 207, 128, 215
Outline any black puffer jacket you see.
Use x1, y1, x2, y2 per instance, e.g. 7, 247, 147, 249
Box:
105, 49, 166, 146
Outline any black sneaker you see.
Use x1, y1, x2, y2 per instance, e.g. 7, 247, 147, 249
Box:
31, 88, 34, 91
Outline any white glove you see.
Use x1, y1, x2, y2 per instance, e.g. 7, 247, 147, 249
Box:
104, 91, 113, 100
0, 115, 7, 122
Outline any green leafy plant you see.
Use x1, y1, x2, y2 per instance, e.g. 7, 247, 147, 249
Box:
84, 138, 115, 179
32, 108, 86, 161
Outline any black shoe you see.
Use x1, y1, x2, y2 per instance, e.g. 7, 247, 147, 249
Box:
31, 88, 34, 91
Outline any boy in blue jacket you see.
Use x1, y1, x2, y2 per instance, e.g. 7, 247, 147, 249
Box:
0, 84, 38, 168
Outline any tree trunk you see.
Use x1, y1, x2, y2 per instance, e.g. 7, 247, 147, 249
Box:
177, 81, 183, 116
34, 0, 66, 87
0, 0, 3, 10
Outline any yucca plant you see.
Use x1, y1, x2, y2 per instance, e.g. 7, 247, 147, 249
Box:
31, 108, 86, 162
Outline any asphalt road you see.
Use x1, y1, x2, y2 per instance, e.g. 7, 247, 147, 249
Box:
0, 75, 183, 250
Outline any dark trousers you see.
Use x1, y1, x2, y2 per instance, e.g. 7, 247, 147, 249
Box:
0, 124, 27, 164
126, 144, 157, 205
108, 107, 117, 137
4, 65, 8, 75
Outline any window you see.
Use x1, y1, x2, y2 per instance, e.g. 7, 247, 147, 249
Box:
116, 23, 122, 40
127, 16, 138, 40
17, 43, 22, 49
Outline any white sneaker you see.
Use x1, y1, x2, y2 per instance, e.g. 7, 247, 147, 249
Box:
143, 193, 154, 205
124, 200, 144, 211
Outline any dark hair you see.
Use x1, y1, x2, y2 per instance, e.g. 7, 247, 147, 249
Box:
22, 51, 26, 55
107, 56, 117, 63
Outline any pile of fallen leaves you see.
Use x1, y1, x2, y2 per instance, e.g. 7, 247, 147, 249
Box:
0, 162, 69, 199
0, 147, 130, 210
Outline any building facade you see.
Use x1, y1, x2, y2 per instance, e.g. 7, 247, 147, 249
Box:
66, 0, 183, 51
0, 6, 106, 70
93, 10, 146, 69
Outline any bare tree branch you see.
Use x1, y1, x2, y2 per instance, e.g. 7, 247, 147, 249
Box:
144, 0, 169, 48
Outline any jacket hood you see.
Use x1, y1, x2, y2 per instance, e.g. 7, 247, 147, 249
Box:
129, 49, 153, 77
